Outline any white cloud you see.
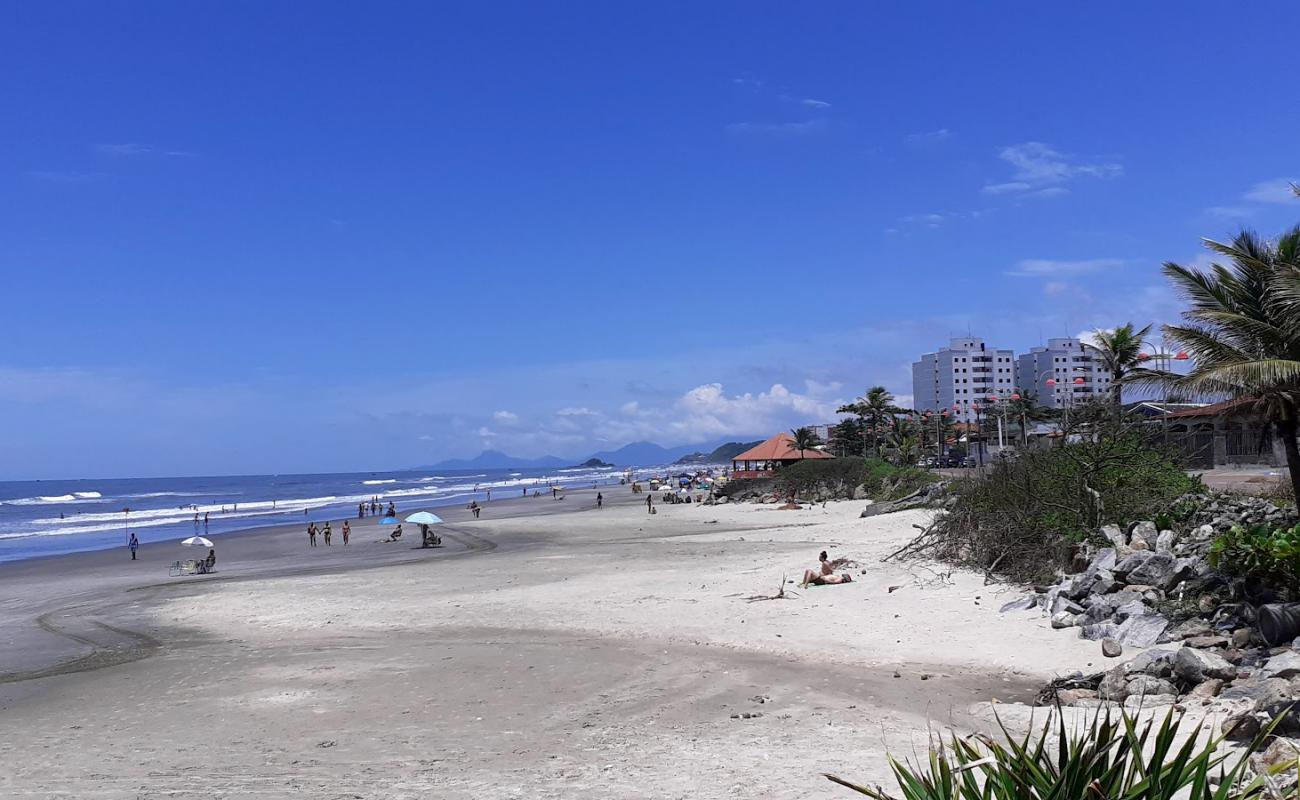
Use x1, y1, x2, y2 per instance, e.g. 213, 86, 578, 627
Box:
1005, 258, 1124, 278
493, 410, 519, 424
619, 401, 639, 416
477, 426, 495, 437
904, 128, 952, 145
1205, 205, 1252, 219
1242, 178, 1299, 204
95, 143, 153, 157
982, 142, 1121, 197
555, 407, 598, 417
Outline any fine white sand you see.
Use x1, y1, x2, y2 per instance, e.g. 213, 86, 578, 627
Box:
0, 494, 1107, 799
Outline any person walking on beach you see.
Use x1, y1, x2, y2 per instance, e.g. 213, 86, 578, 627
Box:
342, 520, 350, 546
129, 533, 139, 560
323, 521, 333, 546
645, 495, 653, 514
308, 522, 317, 547
597, 492, 603, 510
203, 512, 209, 530
358, 502, 365, 519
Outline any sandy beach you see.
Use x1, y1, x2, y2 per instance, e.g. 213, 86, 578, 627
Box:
0, 487, 1104, 799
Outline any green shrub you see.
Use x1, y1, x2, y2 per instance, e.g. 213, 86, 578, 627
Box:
1209, 523, 1300, 593
825, 708, 1285, 800
776, 458, 937, 501
913, 432, 1201, 583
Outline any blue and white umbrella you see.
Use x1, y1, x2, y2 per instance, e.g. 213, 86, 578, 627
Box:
405, 511, 443, 525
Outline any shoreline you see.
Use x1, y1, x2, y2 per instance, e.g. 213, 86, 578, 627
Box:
0, 491, 1105, 798
0, 485, 619, 681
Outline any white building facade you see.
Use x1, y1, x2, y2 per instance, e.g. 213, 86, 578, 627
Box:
911, 337, 1017, 423
1015, 337, 1113, 408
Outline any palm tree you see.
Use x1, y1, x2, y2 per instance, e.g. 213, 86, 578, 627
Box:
838, 386, 905, 459
788, 426, 823, 460
1003, 392, 1054, 446
1159, 226, 1300, 501
1092, 322, 1153, 409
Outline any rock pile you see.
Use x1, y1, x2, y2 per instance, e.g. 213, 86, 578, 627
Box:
1002, 494, 1300, 737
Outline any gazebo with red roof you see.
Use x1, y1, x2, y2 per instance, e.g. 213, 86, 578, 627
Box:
730, 432, 833, 478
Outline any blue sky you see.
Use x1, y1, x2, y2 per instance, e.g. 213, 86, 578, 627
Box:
2, 2, 1298, 479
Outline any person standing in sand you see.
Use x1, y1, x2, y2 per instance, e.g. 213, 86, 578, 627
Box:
308, 523, 317, 547
597, 492, 603, 509
645, 495, 653, 514
128, 533, 139, 560
342, 520, 350, 545
323, 521, 332, 546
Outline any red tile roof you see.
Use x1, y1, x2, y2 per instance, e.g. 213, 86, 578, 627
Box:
1162, 397, 1256, 419
731, 432, 834, 462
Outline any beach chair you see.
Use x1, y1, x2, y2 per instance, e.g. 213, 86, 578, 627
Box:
168, 559, 199, 577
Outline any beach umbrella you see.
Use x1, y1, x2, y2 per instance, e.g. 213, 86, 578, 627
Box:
405, 511, 443, 525
379, 516, 399, 524
181, 536, 213, 547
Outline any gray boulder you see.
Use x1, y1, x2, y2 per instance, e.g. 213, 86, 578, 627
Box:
1258, 651, 1300, 680
1081, 621, 1122, 642
1113, 600, 1149, 622
1051, 612, 1080, 629
1090, 571, 1123, 595
1124, 693, 1178, 709
1174, 647, 1237, 684
1126, 552, 1176, 588
999, 595, 1038, 613
1051, 595, 1085, 616
1123, 648, 1176, 678
1102, 638, 1124, 658
1085, 548, 1118, 577
1101, 524, 1127, 549
1220, 677, 1293, 709
1116, 614, 1169, 647
1156, 529, 1177, 553
1129, 521, 1159, 549
1126, 675, 1178, 696
1114, 550, 1155, 576
1098, 667, 1129, 700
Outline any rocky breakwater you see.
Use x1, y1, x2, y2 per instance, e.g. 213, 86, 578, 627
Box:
1001, 494, 1300, 739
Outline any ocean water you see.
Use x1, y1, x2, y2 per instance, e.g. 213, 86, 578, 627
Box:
0, 465, 635, 564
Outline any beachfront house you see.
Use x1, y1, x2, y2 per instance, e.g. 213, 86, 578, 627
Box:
729, 432, 833, 479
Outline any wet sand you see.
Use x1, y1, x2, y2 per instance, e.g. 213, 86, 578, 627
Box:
0, 490, 1102, 798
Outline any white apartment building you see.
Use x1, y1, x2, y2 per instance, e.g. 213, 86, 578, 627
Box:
1015, 337, 1114, 408
911, 337, 1017, 423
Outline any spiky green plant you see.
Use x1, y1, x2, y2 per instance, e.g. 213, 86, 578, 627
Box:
824, 708, 1286, 800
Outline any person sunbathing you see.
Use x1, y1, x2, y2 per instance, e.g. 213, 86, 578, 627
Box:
802, 569, 852, 587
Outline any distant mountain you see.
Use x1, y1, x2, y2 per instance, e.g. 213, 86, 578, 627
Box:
422, 436, 768, 471
584, 441, 702, 467
577, 458, 615, 468
675, 440, 762, 465
424, 450, 567, 470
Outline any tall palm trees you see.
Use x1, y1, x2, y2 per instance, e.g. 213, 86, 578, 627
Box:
837, 386, 905, 459
1092, 322, 1152, 409
1160, 226, 1300, 501
789, 426, 823, 460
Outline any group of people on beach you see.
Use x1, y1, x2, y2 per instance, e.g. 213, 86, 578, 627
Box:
307, 520, 351, 547
357, 498, 393, 519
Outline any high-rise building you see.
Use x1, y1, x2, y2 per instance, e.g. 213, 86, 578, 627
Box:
1015, 337, 1113, 408
911, 337, 1017, 423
